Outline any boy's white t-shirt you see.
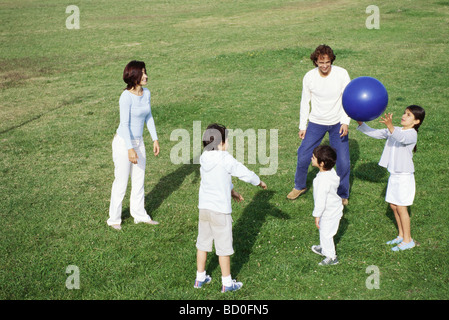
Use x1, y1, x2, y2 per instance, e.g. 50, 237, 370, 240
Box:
198, 150, 260, 214
299, 65, 351, 130
312, 168, 343, 219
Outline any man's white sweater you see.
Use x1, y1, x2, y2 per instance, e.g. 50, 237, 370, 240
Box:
299, 66, 351, 130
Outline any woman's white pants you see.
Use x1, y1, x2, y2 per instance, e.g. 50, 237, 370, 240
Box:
107, 135, 152, 226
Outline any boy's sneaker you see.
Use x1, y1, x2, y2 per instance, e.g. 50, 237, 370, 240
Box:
318, 257, 339, 266
194, 275, 212, 288
221, 280, 243, 293
311, 245, 325, 256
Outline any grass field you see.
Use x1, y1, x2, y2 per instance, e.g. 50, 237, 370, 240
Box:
1, 0, 448, 302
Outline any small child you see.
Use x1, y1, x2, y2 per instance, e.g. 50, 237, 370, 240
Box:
356, 105, 425, 251
310, 145, 343, 266
194, 123, 267, 292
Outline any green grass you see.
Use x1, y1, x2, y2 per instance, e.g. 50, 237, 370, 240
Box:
1, 0, 449, 301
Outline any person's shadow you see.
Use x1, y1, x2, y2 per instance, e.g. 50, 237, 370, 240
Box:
120, 160, 199, 221
144, 162, 200, 217
206, 190, 289, 278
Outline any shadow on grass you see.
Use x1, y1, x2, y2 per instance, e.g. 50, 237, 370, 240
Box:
334, 215, 349, 248
348, 138, 360, 195
206, 190, 290, 278
353, 161, 387, 183
145, 162, 200, 218
121, 161, 199, 221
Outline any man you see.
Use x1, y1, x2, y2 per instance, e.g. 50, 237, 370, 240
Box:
287, 45, 351, 205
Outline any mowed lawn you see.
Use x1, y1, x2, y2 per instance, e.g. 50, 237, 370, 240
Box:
1, 0, 448, 301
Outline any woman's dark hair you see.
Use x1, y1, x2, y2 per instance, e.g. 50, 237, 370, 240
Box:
313, 145, 337, 170
123, 60, 146, 90
406, 105, 425, 153
310, 44, 336, 67
203, 123, 228, 150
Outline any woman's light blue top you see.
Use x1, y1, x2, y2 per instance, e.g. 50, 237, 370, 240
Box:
116, 88, 158, 149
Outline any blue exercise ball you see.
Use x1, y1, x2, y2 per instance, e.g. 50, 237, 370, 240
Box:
342, 76, 388, 121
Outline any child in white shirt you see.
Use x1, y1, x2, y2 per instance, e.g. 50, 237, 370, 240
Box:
356, 105, 426, 251
194, 123, 267, 292
310, 145, 343, 265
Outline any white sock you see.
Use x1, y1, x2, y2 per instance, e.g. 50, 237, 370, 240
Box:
222, 275, 232, 287
196, 271, 206, 282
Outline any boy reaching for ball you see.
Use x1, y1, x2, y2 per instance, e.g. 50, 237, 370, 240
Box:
194, 123, 267, 292
310, 145, 343, 266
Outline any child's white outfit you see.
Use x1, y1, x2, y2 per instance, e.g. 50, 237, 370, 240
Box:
197, 150, 261, 255
357, 123, 417, 206
196, 150, 260, 290
312, 168, 343, 259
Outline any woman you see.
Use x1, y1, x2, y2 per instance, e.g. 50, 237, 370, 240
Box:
107, 60, 160, 230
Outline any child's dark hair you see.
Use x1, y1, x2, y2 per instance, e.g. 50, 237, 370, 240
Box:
203, 123, 228, 150
313, 145, 337, 170
406, 105, 425, 153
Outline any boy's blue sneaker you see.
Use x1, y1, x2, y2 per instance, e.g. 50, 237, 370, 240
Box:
311, 245, 325, 256
318, 257, 339, 266
194, 275, 212, 288
221, 280, 243, 293
386, 237, 403, 245
392, 240, 415, 251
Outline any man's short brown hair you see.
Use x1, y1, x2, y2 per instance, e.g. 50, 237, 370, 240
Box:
310, 45, 336, 67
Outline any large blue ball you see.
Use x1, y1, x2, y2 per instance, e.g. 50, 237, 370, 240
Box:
342, 76, 388, 121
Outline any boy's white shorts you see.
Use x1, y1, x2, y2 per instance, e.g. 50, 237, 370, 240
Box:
196, 209, 234, 256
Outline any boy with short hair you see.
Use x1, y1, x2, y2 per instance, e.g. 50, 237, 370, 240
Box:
310, 145, 343, 266
194, 123, 267, 292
